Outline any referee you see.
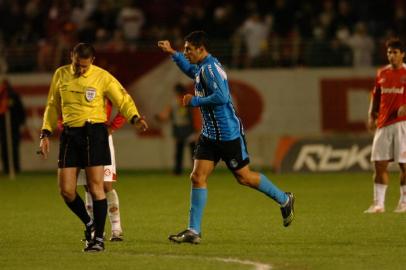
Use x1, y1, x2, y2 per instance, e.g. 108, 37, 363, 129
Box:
38, 43, 148, 252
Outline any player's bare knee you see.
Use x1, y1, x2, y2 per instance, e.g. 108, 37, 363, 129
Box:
190, 171, 206, 186
88, 187, 105, 200
399, 163, 406, 173
374, 161, 388, 173
103, 182, 113, 192
374, 168, 387, 178
189, 172, 200, 185
103, 186, 112, 193
59, 189, 76, 202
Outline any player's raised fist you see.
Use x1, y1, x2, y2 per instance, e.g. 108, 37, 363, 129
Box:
157, 40, 175, 55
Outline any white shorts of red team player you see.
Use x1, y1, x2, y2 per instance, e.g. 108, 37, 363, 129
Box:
77, 135, 117, 185
371, 121, 406, 163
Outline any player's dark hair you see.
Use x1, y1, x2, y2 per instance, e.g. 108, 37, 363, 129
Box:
184, 31, 209, 50
72, 43, 95, 58
386, 38, 405, 52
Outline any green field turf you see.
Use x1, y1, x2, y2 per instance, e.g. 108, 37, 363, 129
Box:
0, 170, 405, 270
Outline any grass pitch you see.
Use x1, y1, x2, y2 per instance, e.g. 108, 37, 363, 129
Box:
0, 170, 405, 270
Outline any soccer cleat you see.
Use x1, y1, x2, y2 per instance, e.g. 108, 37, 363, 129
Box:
393, 202, 406, 213
109, 230, 123, 242
82, 229, 106, 242
168, 229, 201, 244
280, 192, 295, 227
83, 239, 105, 252
364, 204, 385, 213
82, 225, 95, 242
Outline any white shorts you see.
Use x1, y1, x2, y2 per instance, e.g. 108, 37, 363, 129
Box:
371, 121, 406, 163
77, 135, 117, 185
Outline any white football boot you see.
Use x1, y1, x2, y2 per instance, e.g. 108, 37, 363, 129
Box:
364, 203, 385, 213
393, 202, 406, 213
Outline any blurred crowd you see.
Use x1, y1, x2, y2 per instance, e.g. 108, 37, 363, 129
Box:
1, 0, 406, 72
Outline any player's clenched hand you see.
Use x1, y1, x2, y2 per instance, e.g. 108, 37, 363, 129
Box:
134, 116, 148, 132
38, 137, 50, 160
157, 40, 176, 55
398, 105, 406, 117
183, 94, 194, 106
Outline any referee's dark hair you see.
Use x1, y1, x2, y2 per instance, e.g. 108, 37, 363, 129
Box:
185, 31, 209, 50
386, 38, 405, 52
72, 43, 96, 58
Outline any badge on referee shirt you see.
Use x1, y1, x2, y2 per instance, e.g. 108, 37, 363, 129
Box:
85, 88, 96, 102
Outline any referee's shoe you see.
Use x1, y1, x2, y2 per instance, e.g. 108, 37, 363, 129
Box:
84, 238, 105, 252
280, 192, 295, 227
83, 225, 94, 242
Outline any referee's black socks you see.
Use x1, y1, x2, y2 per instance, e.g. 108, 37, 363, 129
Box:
93, 198, 107, 240
66, 194, 92, 226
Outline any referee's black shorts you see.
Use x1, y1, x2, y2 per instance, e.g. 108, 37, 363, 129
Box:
194, 135, 250, 171
58, 122, 111, 168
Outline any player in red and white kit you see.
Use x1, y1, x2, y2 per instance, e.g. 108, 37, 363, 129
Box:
365, 38, 406, 213
77, 99, 126, 239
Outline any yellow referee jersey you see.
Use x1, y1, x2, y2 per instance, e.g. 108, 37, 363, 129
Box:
42, 64, 140, 132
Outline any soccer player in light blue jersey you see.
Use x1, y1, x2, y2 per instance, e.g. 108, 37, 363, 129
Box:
158, 31, 294, 244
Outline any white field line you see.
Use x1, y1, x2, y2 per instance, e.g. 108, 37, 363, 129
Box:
211, 257, 272, 270
137, 253, 272, 270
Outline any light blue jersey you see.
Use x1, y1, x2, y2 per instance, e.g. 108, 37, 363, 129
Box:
172, 52, 242, 141
169, 51, 291, 237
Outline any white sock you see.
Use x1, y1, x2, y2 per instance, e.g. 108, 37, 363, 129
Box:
400, 185, 406, 204
85, 191, 94, 219
106, 189, 122, 232
374, 183, 387, 208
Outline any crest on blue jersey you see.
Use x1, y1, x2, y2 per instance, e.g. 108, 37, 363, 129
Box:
85, 88, 96, 102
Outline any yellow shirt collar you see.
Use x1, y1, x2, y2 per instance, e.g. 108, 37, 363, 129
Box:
69, 64, 94, 78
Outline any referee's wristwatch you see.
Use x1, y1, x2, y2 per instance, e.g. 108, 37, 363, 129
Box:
40, 129, 51, 139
